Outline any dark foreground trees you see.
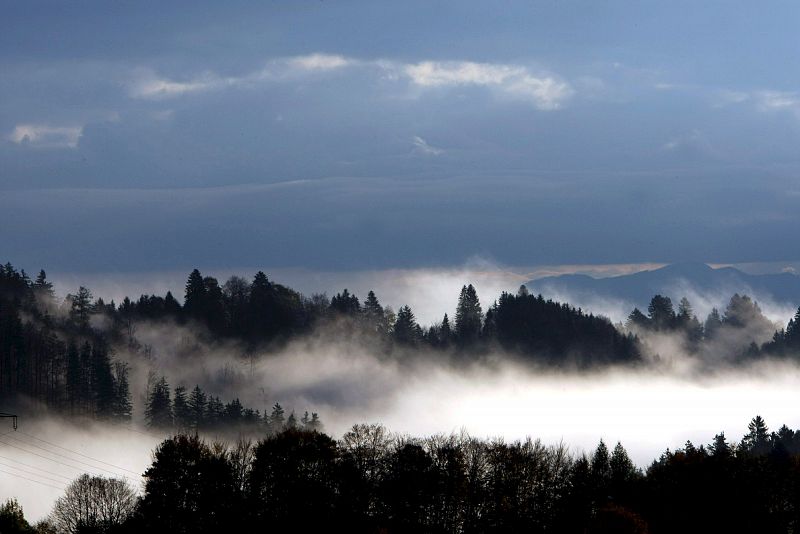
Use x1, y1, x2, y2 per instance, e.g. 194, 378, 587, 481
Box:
7, 416, 800, 533
11, 415, 776, 533
51, 474, 137, 534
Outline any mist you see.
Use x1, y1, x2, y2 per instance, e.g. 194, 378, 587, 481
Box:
8, 336, 800, 522
7, 264, 800, 523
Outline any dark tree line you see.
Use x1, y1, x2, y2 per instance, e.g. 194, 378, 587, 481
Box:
2, 260, 645, 422
143, 377, 321, 435
8, 416, 800, 533
120, 267, 642, 364
627, 292, 800, 361
10, 258, 800, 426
0, 263, 131, 420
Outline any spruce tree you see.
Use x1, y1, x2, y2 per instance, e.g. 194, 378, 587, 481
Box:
173, 386, 191, 429
440, 313, 452, 346
112, 361, 132, 421
90, 342, 116, 419
183, 269, 206, 321
270, 403, 285, 431
188, 385, 207, 429
392, 305, 419, 346
786, 307, 800, 349
363, 290, 386, 334
65, 341, 82, 413
455, 284, 482, 345
145, 376, 173, 429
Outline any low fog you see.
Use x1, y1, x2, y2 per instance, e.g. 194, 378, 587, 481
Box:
8, 342, 800, 521
7, 265, 800, 521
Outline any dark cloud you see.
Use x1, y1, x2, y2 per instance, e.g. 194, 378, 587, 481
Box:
4, 2, 800, 270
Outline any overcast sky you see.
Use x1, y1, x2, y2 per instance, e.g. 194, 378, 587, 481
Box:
3, 1, 800, 273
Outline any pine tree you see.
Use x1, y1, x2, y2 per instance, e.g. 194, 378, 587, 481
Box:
709, 432, 731, 459
163, 291, 181, 317
78, 342, 92, 413
112, 361, 132, 421
308, 412, 321, 431
33, 269, 55, 307
202, 276, 226, 332
647, 295, 675, 330
363, 290, 387, 334
704, 308, 722, 339
591, 440, 611, 494
440, 313, 452, 346
188, 385, 207, 429
455, 284, 482, 345
145, 376, 173, 428
609, 442, 637, 493
225, 398, 244, 423
392, 305, 419, 346
270, 403, 285, 431
183, 269, 206, 321
248, 271, 275, 340
65, 341, 82, 413
741, 415, 771, 456
69, 287, 94, 331
786, 307, 800, 349
90, 342, 116, 419
173, 386, 191, 429
626, 308, 650, 329
330, 289, 360, 315
206, 395, 225, 427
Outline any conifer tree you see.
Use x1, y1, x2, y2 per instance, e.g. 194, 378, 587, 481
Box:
112, 361, 132, 421
270, 403, 285, 431
90, 342, 116, 419
173, 386, 191, 429
455, 284, 482, 345
741, 415, 771, 456
440, 313, 452, 346
363, 290, 387, 334
188, 385, 207, 429
392, 305, 419, 346
183, 269, 206, 320
145, 376, 173, 428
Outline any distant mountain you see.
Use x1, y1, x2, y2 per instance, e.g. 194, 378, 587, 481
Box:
527, 263, 800, 315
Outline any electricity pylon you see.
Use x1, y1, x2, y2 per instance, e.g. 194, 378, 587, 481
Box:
0, 413, 17, 430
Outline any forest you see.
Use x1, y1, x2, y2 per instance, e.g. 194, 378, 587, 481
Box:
3, 415, 800, 533
3, 263, 800, 533
2, 260, 800, 428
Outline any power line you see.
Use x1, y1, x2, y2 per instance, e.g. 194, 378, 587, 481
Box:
0, 436, 111, 478
0, 460, 70, 486
0, 433, 139, 482
0, 454, 73, 482
16, 430, 140, 475
0, 468, 65, 491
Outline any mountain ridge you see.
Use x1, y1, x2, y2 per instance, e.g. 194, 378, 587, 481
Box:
527, 263, 800, 312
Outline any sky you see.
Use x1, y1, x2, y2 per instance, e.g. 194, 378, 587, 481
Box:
3, 1, 800, 273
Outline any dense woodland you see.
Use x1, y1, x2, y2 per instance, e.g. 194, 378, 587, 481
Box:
3, 261, 800, 427
625, 292, 800, 358
5, 416, 800, 533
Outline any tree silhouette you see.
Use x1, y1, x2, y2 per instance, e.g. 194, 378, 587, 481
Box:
145, 376, 172, 428
393, 305, 419, 346
455, 284, 482, 346
51, 474, 136, 534
136, 434, 240, 533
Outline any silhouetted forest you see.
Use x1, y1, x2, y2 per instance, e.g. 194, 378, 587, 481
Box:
5, 416, 800, 533
625, 293, 800, 360
0, 261, 639, 422
4, 261, 800, 425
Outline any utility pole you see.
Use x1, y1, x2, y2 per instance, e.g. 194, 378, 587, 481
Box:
0, 413, 17, 430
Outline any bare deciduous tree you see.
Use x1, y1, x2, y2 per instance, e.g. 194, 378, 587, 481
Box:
50, 474, 137, 534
